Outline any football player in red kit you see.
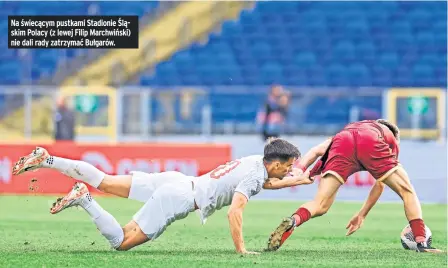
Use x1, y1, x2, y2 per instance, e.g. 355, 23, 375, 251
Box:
267, 119, 442, 253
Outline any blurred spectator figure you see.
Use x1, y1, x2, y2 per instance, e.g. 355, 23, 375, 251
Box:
278, 93, 289, 118
257, 85, 290, 140
54, 96, 75, 141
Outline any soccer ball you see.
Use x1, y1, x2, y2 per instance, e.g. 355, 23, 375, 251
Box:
400, 224, 432, 250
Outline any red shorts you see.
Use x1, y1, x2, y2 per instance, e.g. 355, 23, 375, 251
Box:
321, 128, 400, 184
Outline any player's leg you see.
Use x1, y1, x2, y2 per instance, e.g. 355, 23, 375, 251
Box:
51, 182, 126, 249
381, 168, 442, 253
267, 131, 358, 251
357, 129, 441, 253
267, 174, 341, 251
87, 171, 191, 202
298, 173, 341, 217
117, 221, 149, 251
51, 182, 151, 250
12, 147, 190, 202
381, 167, 421, 223
96, 170, 192, 203
12, 147, 109, 190
130, 180, 196, 247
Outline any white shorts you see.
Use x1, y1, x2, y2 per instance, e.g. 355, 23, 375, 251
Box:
129, 171, 193, 203
132, 180, 195, 240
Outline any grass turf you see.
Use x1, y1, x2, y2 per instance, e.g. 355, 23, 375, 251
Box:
0, 196, 446, 268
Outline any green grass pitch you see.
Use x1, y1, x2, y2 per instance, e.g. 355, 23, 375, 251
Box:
0, 196, 446, 268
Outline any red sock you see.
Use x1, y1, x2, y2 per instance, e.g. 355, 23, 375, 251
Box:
409, 219, 426, 243
293, 208, 311, 227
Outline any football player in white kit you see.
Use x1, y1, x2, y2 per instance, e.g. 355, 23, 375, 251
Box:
12, 138, 312, 254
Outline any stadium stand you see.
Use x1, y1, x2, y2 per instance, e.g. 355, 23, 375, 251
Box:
141, 1, 447, 88
0, 1, 160, 84
0, 1, 164, 139
0, 1, 250, 140
61, 1, 249, 86
137, 1, 445, 126
0, 1, 446, 137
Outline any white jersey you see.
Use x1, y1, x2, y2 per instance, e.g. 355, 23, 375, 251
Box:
192, 155, 268, 224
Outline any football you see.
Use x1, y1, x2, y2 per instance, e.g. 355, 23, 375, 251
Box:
400, 224, 433, 250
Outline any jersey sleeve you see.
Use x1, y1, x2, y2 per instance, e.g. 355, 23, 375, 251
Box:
235, 168, 264, 200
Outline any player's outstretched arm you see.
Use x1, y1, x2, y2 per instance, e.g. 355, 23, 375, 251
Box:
227, 192, 259, 255
346, 181, 385, 236
297, 137, 332, 170
263, 170, 312, 189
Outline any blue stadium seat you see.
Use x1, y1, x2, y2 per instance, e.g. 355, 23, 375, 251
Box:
394, 67, 414, 87
0, 61, 22, 84
356, 41, 376, 64
3, 1, 446, 128
327, 64, 350, 86
348, 63, 371, 87
294, 52, 316, 69
260, 62, 283, 85
412, 64, 434, 87
0, 1, 159, 84
307, 66, 327, 86
334, 41, 356, 63
379, 52, 400, 71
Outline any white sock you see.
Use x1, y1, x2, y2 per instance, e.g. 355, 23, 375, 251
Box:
43, 156, 105, 188
80, 195, 124, 249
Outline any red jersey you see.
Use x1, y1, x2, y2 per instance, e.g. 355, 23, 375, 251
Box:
311, 120, 401, 183
343, 120, 400, 158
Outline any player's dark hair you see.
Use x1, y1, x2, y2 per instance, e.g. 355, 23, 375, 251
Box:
263, 137, 300, 163
377, 119, 400, 142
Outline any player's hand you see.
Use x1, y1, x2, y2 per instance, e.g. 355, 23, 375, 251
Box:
297, 170, 314, 185
345, 214, 365, 236
289, 167, 304, 177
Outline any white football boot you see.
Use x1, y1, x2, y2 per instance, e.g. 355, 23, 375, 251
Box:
50, 182, 91, 214
12, 147, 50, 175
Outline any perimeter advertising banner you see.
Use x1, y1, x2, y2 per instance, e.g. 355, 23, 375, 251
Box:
0, 142, 231, 194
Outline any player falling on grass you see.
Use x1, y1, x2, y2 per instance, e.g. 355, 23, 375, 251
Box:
266, 119, 442, 253
12, 138, 313, 254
